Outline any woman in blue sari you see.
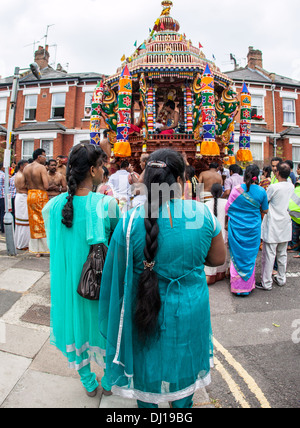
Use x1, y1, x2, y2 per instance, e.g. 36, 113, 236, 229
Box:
98, 149, 226, 408
225, 164, 268, 296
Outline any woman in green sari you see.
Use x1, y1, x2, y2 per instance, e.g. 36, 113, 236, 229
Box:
99, 149, 226, 408
42, 143, 120, 397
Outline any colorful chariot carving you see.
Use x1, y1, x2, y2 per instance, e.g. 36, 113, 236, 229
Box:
90, 1, 252, 171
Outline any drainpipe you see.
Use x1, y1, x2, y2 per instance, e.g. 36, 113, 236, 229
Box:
271, 84, 277, 156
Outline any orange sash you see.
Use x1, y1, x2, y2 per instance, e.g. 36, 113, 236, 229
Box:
27, 190, 49, 239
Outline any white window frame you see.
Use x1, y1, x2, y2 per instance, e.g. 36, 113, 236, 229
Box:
24, 94, 38, 121
84, 92, 93, 119
290, 139, 300, 175
282, 98, 296, 126
50, 92, 66, 120
0, 97, 7, 124
251, 94, 265, 121
22, 140, 35, 160
40, 139, 53, 161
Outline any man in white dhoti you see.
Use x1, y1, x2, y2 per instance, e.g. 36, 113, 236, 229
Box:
257, 163, 295, 290
14, 160, 30, 250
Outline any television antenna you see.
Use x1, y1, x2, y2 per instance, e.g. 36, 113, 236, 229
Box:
24, 40, 40, 54
40, 24, 55, 48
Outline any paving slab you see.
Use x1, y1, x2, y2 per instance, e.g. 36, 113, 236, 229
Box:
1, 293, 50, 333
14, 256, 50, 273
0, 268, 45, 293
1, 370, 101, 408
0, 350, 32, 406
30, 339, 105, 382
0, 323, 49, 359
29, 272, 50, 301
193, 387, 213, 407
0, 290, 21, 317
0, 256, 21, 274
0, 242, 7, 252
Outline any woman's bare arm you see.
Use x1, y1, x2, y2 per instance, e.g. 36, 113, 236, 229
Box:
205, 232, 226, 267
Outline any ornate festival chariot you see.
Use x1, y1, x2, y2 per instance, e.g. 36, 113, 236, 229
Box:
90, 1, 253, 173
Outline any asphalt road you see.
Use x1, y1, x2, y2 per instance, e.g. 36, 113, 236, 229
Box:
208, 251, 300, 408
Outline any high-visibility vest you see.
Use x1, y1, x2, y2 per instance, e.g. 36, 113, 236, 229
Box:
271, 174, 292, 185
289, 186, 300, 225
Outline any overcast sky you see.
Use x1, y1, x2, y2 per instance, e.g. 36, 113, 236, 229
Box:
0, 0, 299, 81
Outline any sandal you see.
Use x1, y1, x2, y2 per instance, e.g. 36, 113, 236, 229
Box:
86, 387, 98, 397
102, 388, 113, 396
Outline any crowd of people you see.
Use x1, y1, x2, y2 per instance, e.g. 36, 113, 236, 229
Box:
0, 153, 67, 254
198, 157, 300, 294
1, 144, 300, 408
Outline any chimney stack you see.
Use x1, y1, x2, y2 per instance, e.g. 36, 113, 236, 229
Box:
247, 46, 263, 69
34, 45, 50, 70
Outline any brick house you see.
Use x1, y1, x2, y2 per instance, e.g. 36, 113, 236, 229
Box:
225, 47, 300, 172
0, 46, 105, 162
1, 45, 300, 172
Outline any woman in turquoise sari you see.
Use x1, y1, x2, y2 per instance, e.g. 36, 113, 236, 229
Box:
42, 143, 120, 397
225, 164, 268, 296
99, 149, 226, 408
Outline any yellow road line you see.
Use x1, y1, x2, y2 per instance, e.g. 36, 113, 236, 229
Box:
214, 338, 271, 409
214, 356, 250, 408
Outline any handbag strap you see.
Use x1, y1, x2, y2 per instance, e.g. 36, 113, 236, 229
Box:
126, 207, 139, 265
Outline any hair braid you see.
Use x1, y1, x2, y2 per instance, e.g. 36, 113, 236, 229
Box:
134, 149, 186, 342
135, 195, 161, 341
61, 143, 106, 228
61, 175, 77, 228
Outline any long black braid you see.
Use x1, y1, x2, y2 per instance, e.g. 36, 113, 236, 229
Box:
135, 149, 185, 341
62, 143, 106, 228
210, 183, 223, 218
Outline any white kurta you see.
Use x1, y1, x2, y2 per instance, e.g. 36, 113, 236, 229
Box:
262, 181, 295, 244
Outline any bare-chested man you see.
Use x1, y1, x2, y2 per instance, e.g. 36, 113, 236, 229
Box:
47, 159, 67, 200
14, 160, 28, 194
56, 155, 67, 176
14, 160, 30, 250
23, 149, 49, 256
199, 162, 223, 202
100, 130, 114, 159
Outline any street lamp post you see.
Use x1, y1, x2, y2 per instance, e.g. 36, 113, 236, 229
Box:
3, 67, 19, 255
4, 64, 41, 256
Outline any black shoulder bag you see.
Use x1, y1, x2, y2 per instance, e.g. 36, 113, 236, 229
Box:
77, 243, 108, 300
